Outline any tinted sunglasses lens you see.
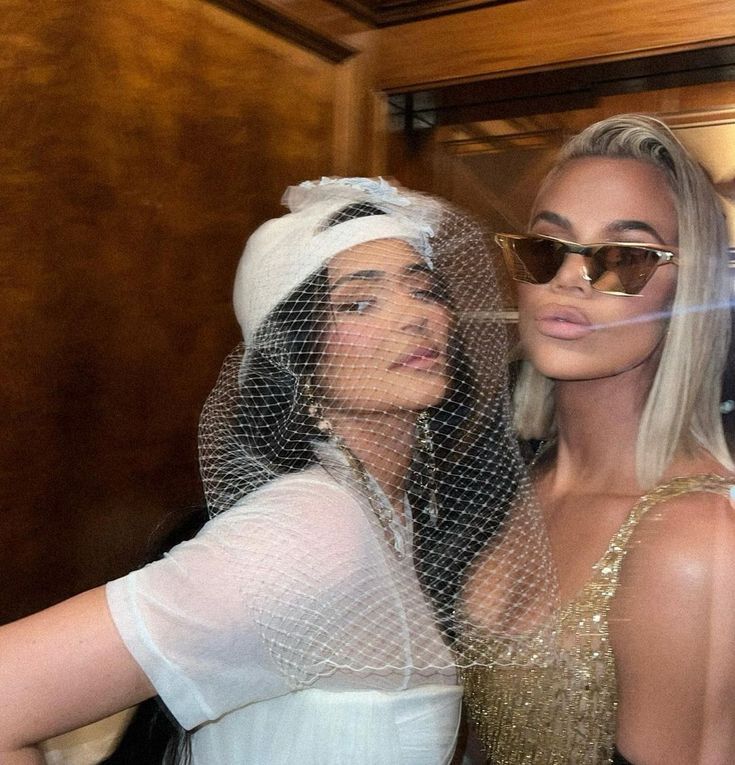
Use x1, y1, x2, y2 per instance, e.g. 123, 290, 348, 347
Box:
588, 245, 662, 294
501, 237, 565, 285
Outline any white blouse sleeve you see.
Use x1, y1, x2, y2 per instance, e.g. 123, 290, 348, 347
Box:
106, 470, 377, 730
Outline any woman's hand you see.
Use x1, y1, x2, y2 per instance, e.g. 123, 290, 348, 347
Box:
0, 586, 155, 756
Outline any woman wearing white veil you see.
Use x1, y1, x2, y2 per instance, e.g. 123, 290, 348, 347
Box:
0, 177, 553, 764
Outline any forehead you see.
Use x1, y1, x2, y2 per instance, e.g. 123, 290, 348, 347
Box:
533, 157, 678, 237
327, 238, 425, 281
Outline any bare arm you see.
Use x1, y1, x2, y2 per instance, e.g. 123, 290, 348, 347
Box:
611, 493, 735, 765
0, 586, 155, 760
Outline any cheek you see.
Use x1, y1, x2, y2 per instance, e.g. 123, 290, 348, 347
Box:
325, 325, 377, 358
517, 284, 672, 380
602, 318, 667, 363
321, 324, 385, 382
602, 288, 672, 369
610, 272, 676, 337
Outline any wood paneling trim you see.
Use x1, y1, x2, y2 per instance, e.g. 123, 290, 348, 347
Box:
375, 0, 735, 90
206, 0, 357, 61
392, 44, 735, 126
328, 0, 512, 28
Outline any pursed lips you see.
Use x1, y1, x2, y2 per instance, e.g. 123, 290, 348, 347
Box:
534, 303, 594, 340
390, 346, 442, 370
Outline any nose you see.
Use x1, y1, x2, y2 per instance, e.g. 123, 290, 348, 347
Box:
402, 296, 437, 335
401, 312, 430, 335
389, 287, 434, 334
549, 252, 591, 294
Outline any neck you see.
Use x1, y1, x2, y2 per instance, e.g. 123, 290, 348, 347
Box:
548, 360, 655, 495
327, 410, 418, 507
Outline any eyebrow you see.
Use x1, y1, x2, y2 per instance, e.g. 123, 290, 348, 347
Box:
530, 211, 669, 244
530, 211, 569, 230
605, 219, 668, 244
405, 262, 433, 277
332, 262, 433, 289
332, 269, 384, 288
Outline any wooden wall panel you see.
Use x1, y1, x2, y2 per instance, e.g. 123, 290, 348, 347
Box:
375, 0, 735, 90
0, 0, 339, 622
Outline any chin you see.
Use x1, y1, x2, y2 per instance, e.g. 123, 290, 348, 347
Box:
526, 318, 668, 380
533, 354, 660, 382
360, 381, 448, 414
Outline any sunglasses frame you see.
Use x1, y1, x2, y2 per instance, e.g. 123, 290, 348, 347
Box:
494, 232, 679, 296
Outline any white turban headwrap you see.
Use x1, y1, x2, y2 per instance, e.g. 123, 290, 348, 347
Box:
233, 177, 441, 345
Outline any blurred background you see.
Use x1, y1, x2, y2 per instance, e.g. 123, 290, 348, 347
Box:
2, 0, 734, 624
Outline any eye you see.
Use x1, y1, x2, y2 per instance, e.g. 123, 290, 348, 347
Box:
334, 298, 376, 314
412, 284, 450, 305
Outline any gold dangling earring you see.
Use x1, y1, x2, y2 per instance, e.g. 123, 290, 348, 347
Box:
302, 374, 333, 435
416, 410, 439, 526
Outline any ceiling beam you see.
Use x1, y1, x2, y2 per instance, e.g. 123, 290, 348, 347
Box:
206, 0, 357, 62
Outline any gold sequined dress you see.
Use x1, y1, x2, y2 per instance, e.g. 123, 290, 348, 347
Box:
461, 474, 733, 765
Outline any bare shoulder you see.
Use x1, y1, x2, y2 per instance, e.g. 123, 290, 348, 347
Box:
615, 478, 735, 625
625, 477, 735, 585
611, 474, 735, 764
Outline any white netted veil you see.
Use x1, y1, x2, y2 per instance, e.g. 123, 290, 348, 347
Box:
198, 177, 558, 688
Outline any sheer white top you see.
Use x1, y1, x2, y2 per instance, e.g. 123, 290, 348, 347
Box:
106, 458, 460, 764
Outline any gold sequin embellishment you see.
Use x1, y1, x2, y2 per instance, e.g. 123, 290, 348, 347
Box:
461, 475, 733, 765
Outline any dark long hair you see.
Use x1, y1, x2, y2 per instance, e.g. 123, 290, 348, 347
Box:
412, 337, 521, 639
223, 269, 332, 488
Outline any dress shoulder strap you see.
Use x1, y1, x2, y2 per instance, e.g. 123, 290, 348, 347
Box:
600, 474, 733, 571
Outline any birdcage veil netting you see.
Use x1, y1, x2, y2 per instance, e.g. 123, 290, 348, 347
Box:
198, 177, 558, 688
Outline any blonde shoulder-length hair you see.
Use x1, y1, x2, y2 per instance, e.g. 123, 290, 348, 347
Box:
513, 113, 733, 487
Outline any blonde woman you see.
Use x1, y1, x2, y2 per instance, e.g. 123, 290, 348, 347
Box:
462, 115, 735, 765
